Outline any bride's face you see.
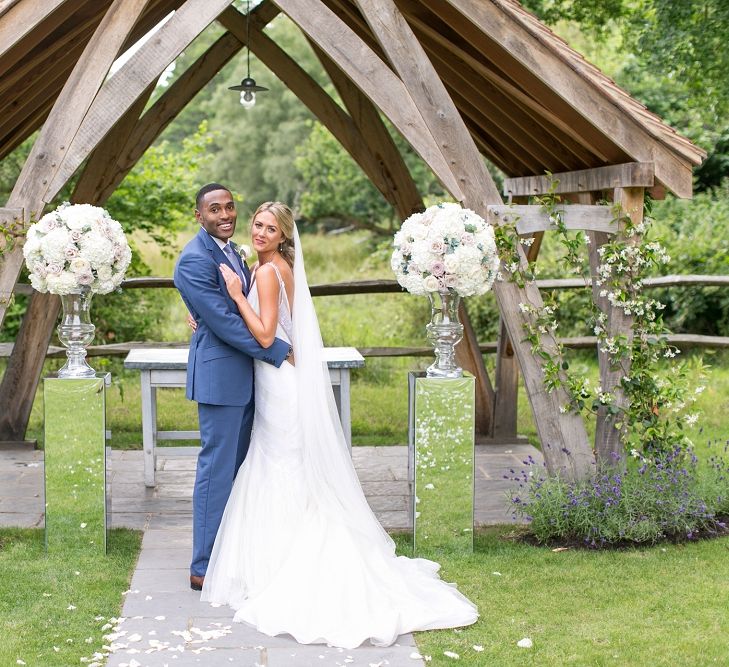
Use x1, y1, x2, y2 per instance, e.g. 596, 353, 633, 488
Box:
251, 210, 285, 254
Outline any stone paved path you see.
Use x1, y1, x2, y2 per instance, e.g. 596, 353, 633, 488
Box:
0, 442, 540, 666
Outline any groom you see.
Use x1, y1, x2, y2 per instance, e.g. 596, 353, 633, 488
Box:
174, 183, 291, 590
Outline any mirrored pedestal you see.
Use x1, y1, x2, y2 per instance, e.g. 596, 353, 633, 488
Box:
44, 374, 110, 554
408, 372, 475, 554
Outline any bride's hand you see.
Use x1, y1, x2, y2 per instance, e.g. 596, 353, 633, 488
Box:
220, 263, 244, 299
187, 312, 197, 331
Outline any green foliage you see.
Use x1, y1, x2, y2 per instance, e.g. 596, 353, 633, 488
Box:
295, 123, 394, 231
523, 1, 729, 140
648, 184, 729, 336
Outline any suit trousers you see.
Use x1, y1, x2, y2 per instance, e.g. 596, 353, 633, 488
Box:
191, 400, 254, 576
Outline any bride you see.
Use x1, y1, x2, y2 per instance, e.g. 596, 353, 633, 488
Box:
200, 201, 477, 649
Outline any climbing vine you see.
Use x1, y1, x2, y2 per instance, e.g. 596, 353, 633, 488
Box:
494, 179, 705, 459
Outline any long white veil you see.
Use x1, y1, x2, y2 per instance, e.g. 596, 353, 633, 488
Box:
291, 225, 395, 550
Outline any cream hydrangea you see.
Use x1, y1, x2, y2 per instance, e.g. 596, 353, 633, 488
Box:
23, 202, 131, 295
391, 202, 499, 297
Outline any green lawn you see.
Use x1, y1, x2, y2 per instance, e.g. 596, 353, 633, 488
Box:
0, 528, 141, 667
403, 528, 729, 666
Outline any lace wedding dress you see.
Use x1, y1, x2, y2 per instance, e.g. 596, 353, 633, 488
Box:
201, 229, 477, 649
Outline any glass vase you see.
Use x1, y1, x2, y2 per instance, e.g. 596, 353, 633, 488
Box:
57, 289, 96, 378
425, 290, 464, 378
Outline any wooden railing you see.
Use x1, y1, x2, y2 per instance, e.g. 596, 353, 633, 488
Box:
4, 274, 728, 359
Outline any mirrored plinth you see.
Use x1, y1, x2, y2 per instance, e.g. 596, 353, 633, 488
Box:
409, 372, 475, 555
44, 374, 110, 554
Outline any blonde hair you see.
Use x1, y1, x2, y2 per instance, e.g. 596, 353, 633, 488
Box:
250, 201, 295, 267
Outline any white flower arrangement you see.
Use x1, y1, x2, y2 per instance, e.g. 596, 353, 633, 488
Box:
23, 203, 131, 295
391, 202, 499, 297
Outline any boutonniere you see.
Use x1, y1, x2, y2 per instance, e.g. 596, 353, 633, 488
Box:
237, 244, 251, 261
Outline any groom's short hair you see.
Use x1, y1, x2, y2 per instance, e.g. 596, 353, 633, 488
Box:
195, 183, 232, 210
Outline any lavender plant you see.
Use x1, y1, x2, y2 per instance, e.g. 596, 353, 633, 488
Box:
507, 448, 728, 546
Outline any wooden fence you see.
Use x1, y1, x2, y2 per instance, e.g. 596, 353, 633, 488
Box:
3, 274, 729, 359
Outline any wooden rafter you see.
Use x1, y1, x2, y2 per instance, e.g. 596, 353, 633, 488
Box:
0, 0, 154, 327
312, 42, 423, 220
272, 0, 463, 200
441, 0, 695, 197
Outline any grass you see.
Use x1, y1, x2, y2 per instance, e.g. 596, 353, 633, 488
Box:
0, 528, 141, 667
396, 528, 729, 666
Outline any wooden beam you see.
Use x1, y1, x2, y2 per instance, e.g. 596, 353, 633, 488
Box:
0, 0, 152, 328
312, 43, 423, 220
591, 187, 642, 465
43, 0, 240, 201
354, 0, 502, 433
504, 163, 656, 198
492, 231, 543, 438
71, 84, 156, 203
270, 0, 464, 200
399, 3, 593, 171
487, 204, 617, 235
443, 0, 696, 197
355, 0, 500, 205
0, 0, 87, 73
351, 0, 592, 479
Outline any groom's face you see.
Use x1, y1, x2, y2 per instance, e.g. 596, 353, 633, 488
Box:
196, 189, 237, 241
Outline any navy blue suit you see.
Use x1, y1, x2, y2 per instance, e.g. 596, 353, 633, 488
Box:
174, 228, 288, 576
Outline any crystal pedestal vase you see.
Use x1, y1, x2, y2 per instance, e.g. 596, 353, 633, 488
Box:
57, 289, 96, 378
425, 289, 464, 378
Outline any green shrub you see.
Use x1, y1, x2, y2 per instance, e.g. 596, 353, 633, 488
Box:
508, 448, 729, 546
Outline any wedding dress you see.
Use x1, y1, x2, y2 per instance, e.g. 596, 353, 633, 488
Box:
201, 227, 477, 649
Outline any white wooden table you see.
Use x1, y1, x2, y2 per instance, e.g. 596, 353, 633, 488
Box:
124, 347, 365, 487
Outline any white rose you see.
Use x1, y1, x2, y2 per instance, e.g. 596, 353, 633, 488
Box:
76, 272, 94, 287
96, 265, 113, 281
423, 275, 440, 292
61, 203, 104, 230
96, 280, 116, 295
35, 213, 59, 233
69, 257, 91, 274
443, 253, 460, 274
23, 234, 42, 257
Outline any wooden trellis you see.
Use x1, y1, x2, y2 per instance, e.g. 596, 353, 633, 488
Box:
0, 0, 705, 480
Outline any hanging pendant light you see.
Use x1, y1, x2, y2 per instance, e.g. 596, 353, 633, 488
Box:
228, 0, 268, 109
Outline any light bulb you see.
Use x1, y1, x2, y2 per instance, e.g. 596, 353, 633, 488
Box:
239, 90, 256, 109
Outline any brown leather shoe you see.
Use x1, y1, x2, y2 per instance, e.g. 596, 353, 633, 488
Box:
190, 574, 204, 591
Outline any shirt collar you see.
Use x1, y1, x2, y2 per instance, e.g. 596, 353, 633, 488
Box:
206, 231, 231, 252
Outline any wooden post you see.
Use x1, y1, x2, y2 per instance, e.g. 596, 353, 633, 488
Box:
0, 291, 60, 443
350, 0, 592, 478
493, 230, 543, 439
590, 188, 642, 464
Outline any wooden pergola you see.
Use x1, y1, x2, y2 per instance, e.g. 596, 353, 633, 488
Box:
0, 0, 705, 480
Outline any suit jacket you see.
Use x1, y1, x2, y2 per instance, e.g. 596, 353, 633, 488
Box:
173, 227, 289, 406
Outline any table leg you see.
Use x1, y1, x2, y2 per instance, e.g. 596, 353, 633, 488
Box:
141, 370, 156, 487
340, 369, 352, 452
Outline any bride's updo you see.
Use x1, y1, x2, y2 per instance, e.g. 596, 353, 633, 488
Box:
251, 201, 295, 268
